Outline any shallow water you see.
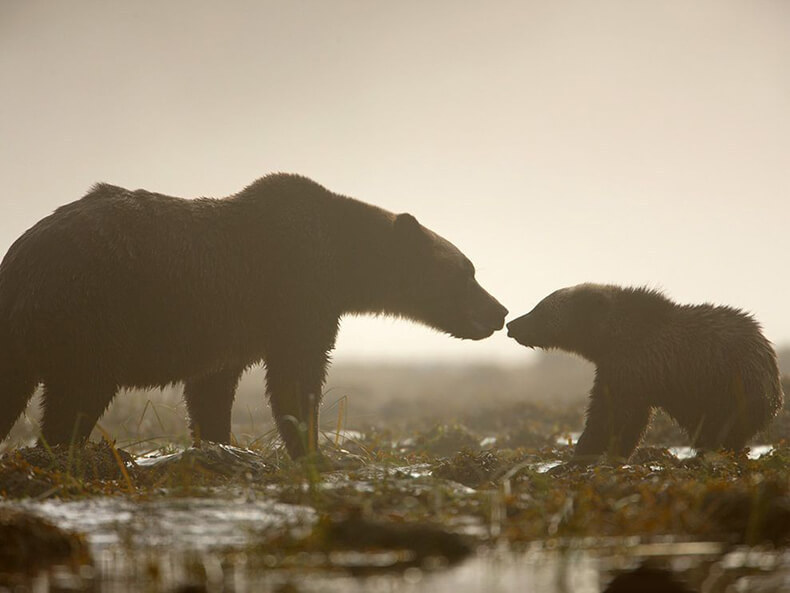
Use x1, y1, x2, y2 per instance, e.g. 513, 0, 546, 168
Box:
3, 441, 786, 592
8, 487, 785, 592
9, 501, 790, 593
14, 496, 316, 551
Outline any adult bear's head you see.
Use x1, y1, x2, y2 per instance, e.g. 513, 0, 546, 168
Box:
388, 213, 507, 340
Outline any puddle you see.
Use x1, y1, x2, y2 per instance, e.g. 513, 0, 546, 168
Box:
669, 446, 696, 460
11, 496, 315, 552
748, 444, 774, 459
6, 525, 788, 593
667, 444, 774, 461
1, 495, 317, 592
534, 460, 564, 473
265, 542, 790, 593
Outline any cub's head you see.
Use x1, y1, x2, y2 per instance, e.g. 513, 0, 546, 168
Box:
506, 284, 618, 360
506, 284, 671, 361
390, 213, 507, 340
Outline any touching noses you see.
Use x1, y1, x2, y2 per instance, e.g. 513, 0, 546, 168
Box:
494, 302, 508, 329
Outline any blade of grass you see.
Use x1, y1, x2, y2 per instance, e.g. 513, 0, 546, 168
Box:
334, 396, 347, 447
96, 423, 135, 493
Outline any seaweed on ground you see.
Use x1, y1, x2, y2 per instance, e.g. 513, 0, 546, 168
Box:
1, 384, 790, 589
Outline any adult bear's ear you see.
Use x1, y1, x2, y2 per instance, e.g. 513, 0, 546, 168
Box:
394, 213, 423, 240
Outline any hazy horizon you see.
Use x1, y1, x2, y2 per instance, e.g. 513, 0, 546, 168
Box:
2, 1, 788, 363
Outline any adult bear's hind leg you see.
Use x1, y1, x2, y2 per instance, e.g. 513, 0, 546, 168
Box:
184, 367, 244, 444
39, 379, 117, 446
0, 360, 38, 442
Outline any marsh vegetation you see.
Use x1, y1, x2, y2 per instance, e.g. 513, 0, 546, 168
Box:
1, 352, 789, 592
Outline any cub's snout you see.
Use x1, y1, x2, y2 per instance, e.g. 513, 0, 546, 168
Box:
506, 313, 533, 345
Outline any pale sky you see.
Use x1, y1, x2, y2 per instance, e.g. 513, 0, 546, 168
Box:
1, 1, 788, 363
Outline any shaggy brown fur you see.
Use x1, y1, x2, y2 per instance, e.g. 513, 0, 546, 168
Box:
0, 174, 507, 458
507, 284, 783, 460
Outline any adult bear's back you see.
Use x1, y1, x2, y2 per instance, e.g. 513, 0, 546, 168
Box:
0, 183, 274, 382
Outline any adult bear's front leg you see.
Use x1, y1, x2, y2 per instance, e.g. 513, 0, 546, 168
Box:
184, 366, 245, 444
265, 348, 331, 460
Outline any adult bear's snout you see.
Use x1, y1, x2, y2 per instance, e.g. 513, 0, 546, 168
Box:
459, 289, 508, 340
481, 292, 508, 331
491, 301, 508, 329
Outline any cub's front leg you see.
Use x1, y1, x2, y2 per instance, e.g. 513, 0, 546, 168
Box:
574, 377, 652, 463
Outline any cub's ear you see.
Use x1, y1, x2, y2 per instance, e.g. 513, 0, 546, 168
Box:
576, 289, 612, 316
394, 213, 422, 238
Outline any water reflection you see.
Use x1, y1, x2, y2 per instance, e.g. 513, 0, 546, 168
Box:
15, 496, 315, 551
6, 512, 790, 593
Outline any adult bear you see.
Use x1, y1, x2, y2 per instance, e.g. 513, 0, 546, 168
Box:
0, 174, 507, 458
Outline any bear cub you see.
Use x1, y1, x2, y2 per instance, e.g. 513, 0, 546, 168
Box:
507, 283, 783, 461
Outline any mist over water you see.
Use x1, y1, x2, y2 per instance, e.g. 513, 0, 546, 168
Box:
1, 1, 788, 363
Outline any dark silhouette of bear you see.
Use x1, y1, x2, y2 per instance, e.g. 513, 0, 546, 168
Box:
0, 174, 507, 458
506, 283, 783, 461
